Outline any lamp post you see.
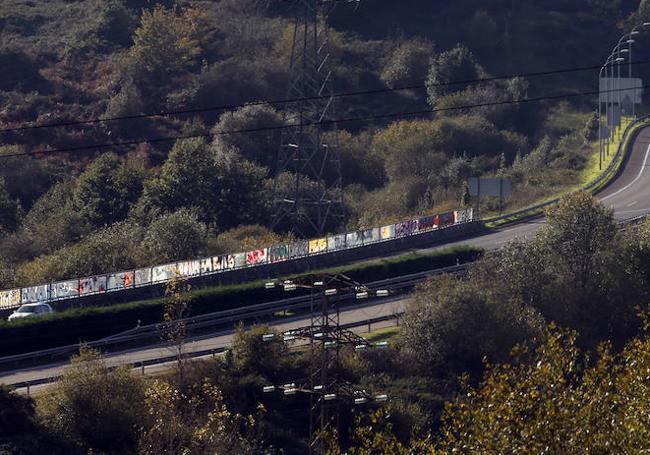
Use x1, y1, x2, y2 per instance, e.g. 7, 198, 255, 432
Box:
262, 274, 390, 455
599, 24, 650, 169
599, 55, 616, 169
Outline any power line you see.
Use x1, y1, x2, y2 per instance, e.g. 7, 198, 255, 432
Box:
2, 59, 649, 134
0, 84, 642, 160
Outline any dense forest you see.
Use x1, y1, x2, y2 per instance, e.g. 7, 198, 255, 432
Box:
5, 1, 650, 453
0, 0, 646, 287
5, 192, 650, 453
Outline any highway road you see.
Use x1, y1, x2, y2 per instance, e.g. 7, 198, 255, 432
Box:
4, 126, 650, 391
0, 296, 408, 391
420, 126, 650, 253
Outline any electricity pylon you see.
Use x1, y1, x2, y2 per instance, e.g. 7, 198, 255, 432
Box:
271, 0, 351, 237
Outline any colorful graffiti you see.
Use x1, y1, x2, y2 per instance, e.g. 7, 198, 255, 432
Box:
454, 208, 474, 223
268, 244, 290, 263
327, 234, 347, 251
0, 289, 21, 309
0, 207, 475, 309
79, 276, 107, 296
436, 211, 454, 227
290, 240, 309, 258
22, 285, 50, 304
178, 260, 201, 278
395, 219, 418, 237
380, 225, 395, 240
246, 249, 268, 266
418, 215, 437, 232
308, 238, 327, 254
214, 255, 236, 271
51, 280, 79, 300
107, 272, 135, 291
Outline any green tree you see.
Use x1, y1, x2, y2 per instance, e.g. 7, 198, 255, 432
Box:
426, 44, 483, 107
140, 137, 269, 230
129, 6, 203, 87
400, 275, 540, 377
140, 138, 219, 224
0, 386, 69, 454
93, 0, 137, 46
0, 177, 20, 234
16, 221, 144, 284
461, 182, 471, 207
0, 145, 60, 211
437, 324, 650, 453
105, 78, 145, 120
212, 104, 283, 170
39, 346, 145, 454
380, 37, 435, 88
537, 191, 615, 297
73, 152, 145, 227
143, 209, 208, 263
582, 111, 599, 144
160, 275, 192, 381
139, 379, 257, 455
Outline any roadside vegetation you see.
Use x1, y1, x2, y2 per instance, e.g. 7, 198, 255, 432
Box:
0, 245, 480, 355
0, 0, 645, 288
5, 192, 650, 453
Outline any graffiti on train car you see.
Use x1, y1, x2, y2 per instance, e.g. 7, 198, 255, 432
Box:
454, 208, 474, 223
0, 206, 477, 305
178, 260, 202, 278
79, 276, 107, 296
246, 249, 267, 266
200, 258, 213, 274
327, 234, 347, 251
359, 228, 379, 244
51, 280, 79, 300
268, 244, 290, 263
395, 219, 418, 237
234, 253, 247, 268
380, 225, 395, 240
107, 272, 134, 291
135, 268, 152, 287
418, 215, 437, 232
22, 285, 49, 303
0, 289, 21, 309
436, 211, 454, 227
214, 255, 236, 271
290, 240, 309, 258
152, 264, 177, 283
308, 238, 327, 254
346, 231, 363, 248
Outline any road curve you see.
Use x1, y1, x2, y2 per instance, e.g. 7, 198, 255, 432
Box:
423, 125, 650, 252
4, 126, 650, 389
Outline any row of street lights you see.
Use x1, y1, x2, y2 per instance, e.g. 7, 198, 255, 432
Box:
599, 22, 650, 170
261, 275, 392, 454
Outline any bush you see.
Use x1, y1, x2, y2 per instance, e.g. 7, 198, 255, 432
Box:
38, 347, 145, 454
143, 209, 209, 263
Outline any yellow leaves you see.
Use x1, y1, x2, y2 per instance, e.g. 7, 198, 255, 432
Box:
130, 5, 204, 78
435, 325, 650, 453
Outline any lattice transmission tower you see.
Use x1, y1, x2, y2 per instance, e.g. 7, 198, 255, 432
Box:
263, 275, 389, 455
271, 0, 355, 237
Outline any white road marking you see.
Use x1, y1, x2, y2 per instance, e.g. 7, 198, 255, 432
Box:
602, 142, 650, 202
615, 208, 650, 215
628, 200, 639, 207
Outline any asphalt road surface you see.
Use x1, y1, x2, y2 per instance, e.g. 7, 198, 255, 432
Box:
0, 297, 409, 390
4, 126, 650, 390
